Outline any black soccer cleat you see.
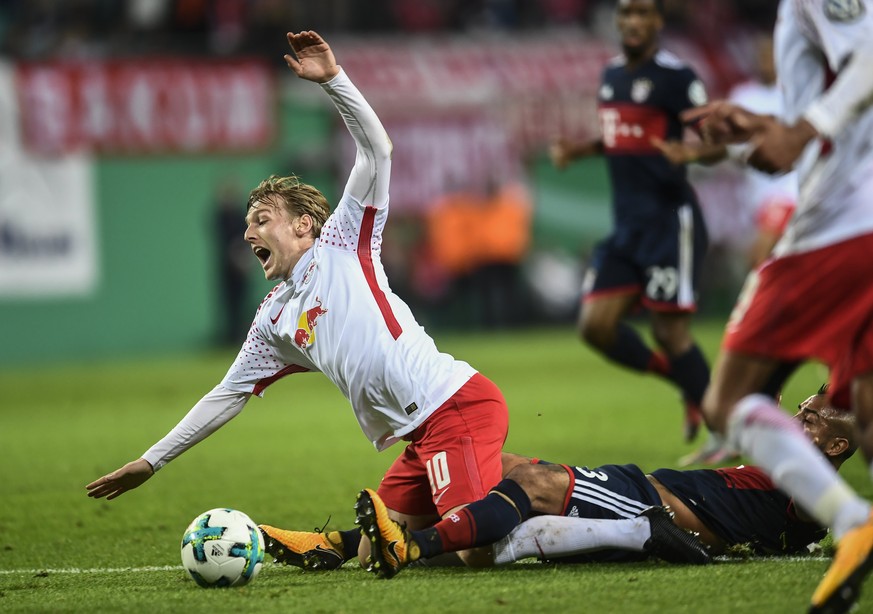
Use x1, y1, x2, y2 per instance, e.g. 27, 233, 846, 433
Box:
640, 506, 712, 565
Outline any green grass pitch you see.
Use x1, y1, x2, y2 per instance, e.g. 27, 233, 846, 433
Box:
1, 322, 871, 613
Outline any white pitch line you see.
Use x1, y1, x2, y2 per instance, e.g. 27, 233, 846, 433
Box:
0, 565, 181, 575
0, 558, 831, 575
714, 555, 830, 563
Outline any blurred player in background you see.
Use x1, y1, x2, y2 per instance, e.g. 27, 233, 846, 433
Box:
263, 386, 852, 568
86, 29, 551, 580
685, 1, 873, 611
654, 32, 798, 466
211, 176, 251, 346
654, 32, 797, 270
729, 33, 797, 269
551, 0, 722, 443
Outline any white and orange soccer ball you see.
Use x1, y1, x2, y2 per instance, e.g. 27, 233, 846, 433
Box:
180, 508, 265, 588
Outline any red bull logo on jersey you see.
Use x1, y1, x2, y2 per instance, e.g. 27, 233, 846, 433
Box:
293, 297, 328, 349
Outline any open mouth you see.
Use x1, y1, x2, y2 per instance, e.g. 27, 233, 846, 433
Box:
253, 246, 271, 267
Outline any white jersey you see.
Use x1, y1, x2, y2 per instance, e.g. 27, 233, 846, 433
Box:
729, 80, 798, 215
773, 0, 873, 255
142, 70, 475, 470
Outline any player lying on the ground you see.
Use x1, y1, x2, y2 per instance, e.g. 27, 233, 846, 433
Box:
260, 387, 854, 568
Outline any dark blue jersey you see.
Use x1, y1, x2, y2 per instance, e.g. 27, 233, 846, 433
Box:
598, 50, 706, 224
651, 465, 826, 555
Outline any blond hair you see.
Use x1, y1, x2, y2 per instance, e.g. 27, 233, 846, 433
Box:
247, 174, 331, 237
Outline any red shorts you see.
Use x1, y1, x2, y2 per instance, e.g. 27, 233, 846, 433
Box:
377, 373, 509, 517
724, 233, 873, 405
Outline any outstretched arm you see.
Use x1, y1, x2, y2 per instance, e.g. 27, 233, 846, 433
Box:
650, 137, 727, 166
550, 138, 604, 170
86, 386, 249, 500
285, 30, 392, 210
682, 103, 814, 174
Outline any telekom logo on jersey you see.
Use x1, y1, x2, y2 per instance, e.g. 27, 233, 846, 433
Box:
598, 104, 668, 153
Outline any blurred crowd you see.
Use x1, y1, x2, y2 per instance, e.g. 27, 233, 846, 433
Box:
0, 0, 780, 61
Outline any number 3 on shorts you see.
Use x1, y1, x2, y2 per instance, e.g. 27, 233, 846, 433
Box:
426, 451, 451, 494
579, 467, 608, 481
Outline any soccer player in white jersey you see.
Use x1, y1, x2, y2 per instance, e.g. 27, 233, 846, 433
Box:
684, 1, 873, 612
86, 29, 549, 576
726, 34, 798, 269
654, 32, 798, 467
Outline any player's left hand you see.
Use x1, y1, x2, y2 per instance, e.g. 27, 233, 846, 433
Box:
86, 458, 154, 500
745, 118, 818, 175
284, 30, 340, 84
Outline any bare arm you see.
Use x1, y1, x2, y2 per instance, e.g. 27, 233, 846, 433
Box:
651, 137, 727, 166
550, 138, 604, 170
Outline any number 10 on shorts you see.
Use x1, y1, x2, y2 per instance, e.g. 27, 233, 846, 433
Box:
426, 451, 451, 494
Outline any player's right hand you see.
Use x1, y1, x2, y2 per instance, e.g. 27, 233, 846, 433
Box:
682, 101, 763, 145
86, 458, 154, 500
284, 30, 340, 84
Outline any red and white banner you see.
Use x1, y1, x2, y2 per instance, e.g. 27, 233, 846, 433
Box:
334, 36, 615, 153
16, 59, 275, 155
325, 36, 614, 211
346, 112, 523, 213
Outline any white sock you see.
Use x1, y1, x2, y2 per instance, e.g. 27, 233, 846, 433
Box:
728, 394, 870, 539
492, 515, 650, 565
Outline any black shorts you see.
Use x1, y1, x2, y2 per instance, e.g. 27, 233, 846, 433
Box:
584, 204, 708, 312
545, 463, 662, 564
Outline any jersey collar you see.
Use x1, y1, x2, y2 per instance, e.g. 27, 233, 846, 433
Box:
286, 241, 317, 292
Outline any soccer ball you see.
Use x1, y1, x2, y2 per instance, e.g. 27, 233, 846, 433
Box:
180, 508, 265, 588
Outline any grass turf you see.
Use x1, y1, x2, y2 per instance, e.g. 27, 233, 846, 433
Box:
1, 321, 871, 613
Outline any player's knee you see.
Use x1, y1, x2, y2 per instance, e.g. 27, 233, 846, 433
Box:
650, 315, 692, 354
503, 462, 565, 515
